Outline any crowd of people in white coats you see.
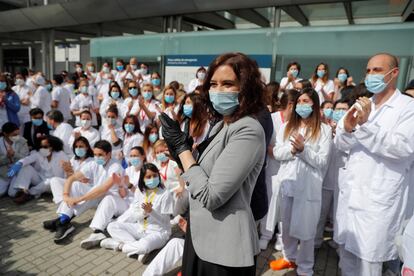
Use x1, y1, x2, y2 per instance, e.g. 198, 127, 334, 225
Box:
0, 52, 413, 276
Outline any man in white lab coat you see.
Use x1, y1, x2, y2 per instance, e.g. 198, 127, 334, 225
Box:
46, 110, 73, 156
334, 53, 414, 275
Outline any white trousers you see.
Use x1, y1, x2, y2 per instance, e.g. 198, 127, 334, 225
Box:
315, 188, 334, 247
338, 245, 382, 276
142, 238, 184, 276
281, 196, 315, 276
107, 221, 170, 255
57, 182, 100, 217
8, 165, 49, 197
0, 177, 11, 197
50, 177, 65, 204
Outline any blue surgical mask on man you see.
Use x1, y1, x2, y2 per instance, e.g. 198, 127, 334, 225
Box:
95, 156, 106, 166
209, 91, 240, 116
364, 69, 395, 94
295, 104, 313, 119
32, 118, 43, 126
332, 110, 347, 122
323, 108, 333, 119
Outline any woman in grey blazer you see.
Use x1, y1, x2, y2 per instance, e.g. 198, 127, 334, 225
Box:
160, 52, 267, 276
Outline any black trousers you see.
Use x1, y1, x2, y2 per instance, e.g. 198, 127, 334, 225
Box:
181, 214, 257, 276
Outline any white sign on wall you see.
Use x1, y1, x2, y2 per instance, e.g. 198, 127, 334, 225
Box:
55, 44, 80, 62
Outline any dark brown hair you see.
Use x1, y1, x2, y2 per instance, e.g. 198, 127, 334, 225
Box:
284, 88, 322, 142
202, 52, 266, 123
178, 93, 209, 138
312, 62, 329, 83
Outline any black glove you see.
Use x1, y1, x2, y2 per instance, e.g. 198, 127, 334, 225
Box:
159, 113, 193, 168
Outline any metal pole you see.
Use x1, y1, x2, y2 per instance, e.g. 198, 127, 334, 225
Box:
49, 29, 55, 79
41, 30, 48, 76
271, 7, 281, 82
65, 46, 69, 72
28, 46, 33, 69
0, 46, 3, 72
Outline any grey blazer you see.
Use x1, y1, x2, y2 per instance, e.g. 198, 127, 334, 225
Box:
181, 116, 266, 267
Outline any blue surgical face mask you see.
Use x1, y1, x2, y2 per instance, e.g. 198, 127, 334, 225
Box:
144, 177, 159, 189
295, 104, 313, 119
164, 95, 175, 104
111, 91, 120, 99
95, 156, 106, 166
108, 118, 117, 126
338, 73, 347, 83
0, 81, 7, 90
129, 88, 138, 97
323, 108, 333, 119
151, 79, 161, 86
290, 69, 299, 78
143, 91, 153, 100
116, 65, 124, 71
317, 70, 325, 78
156, 152, 169, 163
333, 110, 347, 122
364, 69, 394, 94
124, 123, 135, 133
32, 118, 43, 126
80, 86, 88, 94
209, 91, 240, 116
46, 84, 52, 91
129, 157, 142, 167
75, 148, 87, 158
183, 104, 193, 118
149, 133, 158, 143
47, 122, 54, 130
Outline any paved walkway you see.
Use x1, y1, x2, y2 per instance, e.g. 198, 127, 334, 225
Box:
0, 195, 339, 275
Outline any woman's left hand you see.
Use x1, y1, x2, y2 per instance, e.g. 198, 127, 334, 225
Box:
291, 133, 305, 153
142, 202, 152, 214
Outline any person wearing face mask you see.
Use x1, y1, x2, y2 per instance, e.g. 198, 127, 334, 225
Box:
178, 93, 210, 153
31, 74, 52, 116
22, 108, 50, 151
0, 123, 29, 197
334, 67, 355, 101
12, 73, 33, 126
151, 72, 163, 100
320, 100, 334, 125
63, 74, 78, 101
143, 124, 159, 164
99, 82, 128, 120
96, 62, 115, 98
7, 135, 69, 204
102, 163, 173, 261
262, 89, 300, 252
122, 115, 144, 161
85, 61, 97, 84
113, 59, 127, 90
310, 63, 335, 104
74, 62, 85, 80
187, 67, 207, 94
122, 146, 146, 202
280, 62, 302, 91
159, 52, 266, 275
314, 99, 351, 250
269, 88, 331, 275
70, 79, 99, 127
46, 110, 73, 156
0, 74, 20, 128
334, 53, 414, 276
49, 136, 94, 205
137, 84, 160, 133
139, 63, 151, 86
99, 106, 124, 159
159, 85, 179, 120
124, 57, 141, 83
51, 75, 72, 122
68, 111, 100, 148
124, 80, 141, 116
43, 140, 127, 244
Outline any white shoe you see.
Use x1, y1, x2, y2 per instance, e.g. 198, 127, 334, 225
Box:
275, 234, 283, 251
259, 239, 270, 250
80, 232, 106, 249
100, 238, 120, 251
137, 254, 146, 263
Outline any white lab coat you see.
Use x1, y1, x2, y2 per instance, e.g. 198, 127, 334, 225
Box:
122, 133, 144, 158
31, 86, 51, 116
51, 122, 74, 156
99, 123, 124, 159
12, 84, 32, 124
280, 77, 302, 90
270, 122, 332, 240
68, 126, 100, 149
51, 86, 72, 121
70, 92, 99, 126
334, 89, 414, 262
137, 99, 160, 133
99, 98, 128, 120
9, 150, 68, 197
312, 79, 335, 104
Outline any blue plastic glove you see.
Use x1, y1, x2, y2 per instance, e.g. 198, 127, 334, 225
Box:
7, 162, 23, 178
